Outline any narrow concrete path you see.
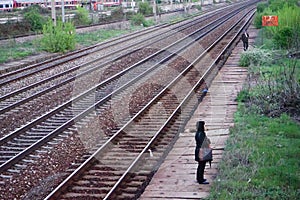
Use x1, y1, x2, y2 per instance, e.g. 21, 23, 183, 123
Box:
139, 25, 258, 199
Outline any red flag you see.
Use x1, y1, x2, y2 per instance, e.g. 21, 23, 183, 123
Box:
262, 16, 278, 26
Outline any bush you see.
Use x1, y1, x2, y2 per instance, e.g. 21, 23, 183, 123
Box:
242, 58, 300, 117
130, 13, 146, 26
22, 4, 49, 14
239, 47, 273, 67
269, 0, 284, 12
257, 3, 300, 50
256, 2, 268, 13
253, 12, 263, 29
269, 0, 298, 11
194, 5, 202, 11
253, 6, 276, 30
111, 7, 125, 20
23, 5, 47, 32
40, 20, 76, 53
73, 6, 91, 26
236, 90, 250, 102
143, 19, 155, 27
273, 26, 293, 49
138, 2, 153, 15
270, 5, 300, 50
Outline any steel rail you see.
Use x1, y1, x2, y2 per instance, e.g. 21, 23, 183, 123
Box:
0, 0, 248, 88
0, 24, 165, 85
0, 7, 222, 111
0, 3, 229, 86
103, 8, 257, 200
0, 4, 251, 174
0, 6, 238, 113
0, 3, 244, 141
44, 7, 257, 199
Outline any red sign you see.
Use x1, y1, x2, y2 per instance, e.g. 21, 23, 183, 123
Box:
262, 16, 278, 26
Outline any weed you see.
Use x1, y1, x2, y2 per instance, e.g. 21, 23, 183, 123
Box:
208, 111, 300, 200
239, 47, 273, 67
76, 29, 129, 46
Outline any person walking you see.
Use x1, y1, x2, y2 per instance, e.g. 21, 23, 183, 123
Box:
241, 30, 249, 51
194, 121, 210, 184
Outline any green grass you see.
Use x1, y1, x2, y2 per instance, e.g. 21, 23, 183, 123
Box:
0, 10, 198, 64
208, 2, 300, 198
208, 7, 299, 199
75, 29, 130, 47
0, 28, 133, 64
0, 41, 37, 63
208, 112, 300, 200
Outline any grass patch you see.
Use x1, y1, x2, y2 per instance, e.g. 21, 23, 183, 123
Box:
0, 28, 133, 64
0, 40, 37, 63
209, 1, 299, 198
239, 58, 300, 117
76, 29, 130, 47
208, 112, 300, 200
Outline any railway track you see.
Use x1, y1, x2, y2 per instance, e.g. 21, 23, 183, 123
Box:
0, 3, 241, 139
0, 0, 259, 199
45, 8, 257, 200
0, 3, 252, 169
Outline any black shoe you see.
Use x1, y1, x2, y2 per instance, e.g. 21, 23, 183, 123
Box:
197, 179, 206, 183
199, 181, 209, 184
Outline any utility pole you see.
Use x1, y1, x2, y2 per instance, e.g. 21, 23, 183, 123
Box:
153, 0, 157, 23
131, 0, 134, 12
61, 0, 65, 23
51, 0, 56, 25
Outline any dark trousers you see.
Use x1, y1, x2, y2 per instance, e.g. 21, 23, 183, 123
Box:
243, 41, 248, 50
197, 161, 206, 183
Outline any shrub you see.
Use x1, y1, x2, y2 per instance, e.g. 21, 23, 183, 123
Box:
242, 59, 300, 117
23, 6, 47, 32
269, 0, 298, 11
269, 0, 284, 12
111, 7, 125, 20
40, 20, 76, 53
22, 4, 49, 14
271, 5, 300, 50
256, 2, 268, 13
143, 19, 155, 27
194, 5, 202, 11
253, 12, 263, 29
138, 2, 153, 15
236, 89, 250, 102
253, 7, 274, 29
239, 47, 273, 67
73, 6, 91, 26
273, 26, 293, 49
130, 13, 146, 26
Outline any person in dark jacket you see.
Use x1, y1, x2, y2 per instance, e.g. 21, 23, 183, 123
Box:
195, 121, 209, 184
241, 30, 249, 51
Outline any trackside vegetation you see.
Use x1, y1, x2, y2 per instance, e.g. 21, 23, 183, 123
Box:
208, 112, 299, 199
0, 2, 163, 62
208, 0, 299, 199
40, 20, 76, 53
